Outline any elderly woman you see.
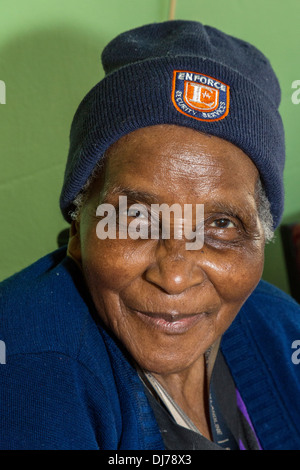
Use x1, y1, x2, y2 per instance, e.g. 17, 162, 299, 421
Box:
0, 21, 300, 451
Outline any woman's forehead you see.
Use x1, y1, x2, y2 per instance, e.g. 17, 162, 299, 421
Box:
102, 125, 259, 192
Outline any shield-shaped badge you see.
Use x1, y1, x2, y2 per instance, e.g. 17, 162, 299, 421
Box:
172, 71, 230, 122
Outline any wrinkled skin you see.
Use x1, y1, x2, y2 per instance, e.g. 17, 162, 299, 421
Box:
68, 124, 265, 438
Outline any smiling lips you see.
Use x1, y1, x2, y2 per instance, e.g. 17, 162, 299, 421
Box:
130, 308, 207, 334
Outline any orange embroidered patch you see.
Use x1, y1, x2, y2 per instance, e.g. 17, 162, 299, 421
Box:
172, 71, 230, 122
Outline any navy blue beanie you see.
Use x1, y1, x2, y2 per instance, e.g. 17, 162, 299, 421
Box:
60, 20, 285, 228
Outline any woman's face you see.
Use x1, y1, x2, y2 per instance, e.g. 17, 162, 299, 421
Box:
70, 125, 265, 376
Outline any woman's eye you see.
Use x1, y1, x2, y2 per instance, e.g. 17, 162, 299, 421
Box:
127, 208, 146, 218
209, 218, 235, 229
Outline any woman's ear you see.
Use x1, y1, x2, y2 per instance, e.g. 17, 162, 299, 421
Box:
67, 219, 82, 267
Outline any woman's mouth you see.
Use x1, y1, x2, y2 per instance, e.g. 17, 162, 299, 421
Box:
130, 308, 207, 334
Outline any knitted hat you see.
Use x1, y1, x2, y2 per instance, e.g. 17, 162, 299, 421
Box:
60, 20, 285, 228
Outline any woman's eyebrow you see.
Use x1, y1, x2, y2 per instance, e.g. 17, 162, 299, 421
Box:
205, 200, 258, 222
101, 185, 160, 205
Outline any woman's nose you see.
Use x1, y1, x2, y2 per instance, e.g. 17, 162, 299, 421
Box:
145, 240, 206, 295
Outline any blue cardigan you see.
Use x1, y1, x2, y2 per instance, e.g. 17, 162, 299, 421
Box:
0, 248, 299, 450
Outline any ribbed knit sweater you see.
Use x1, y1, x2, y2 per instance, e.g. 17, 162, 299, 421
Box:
0, 248, 299, 450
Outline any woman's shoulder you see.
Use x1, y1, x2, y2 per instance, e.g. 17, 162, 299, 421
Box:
0, 248, 108, 368
251, 279, 300, 309
221, 280, 300, 450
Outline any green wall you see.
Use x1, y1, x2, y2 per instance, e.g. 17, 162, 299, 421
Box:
1, 0, 300, 296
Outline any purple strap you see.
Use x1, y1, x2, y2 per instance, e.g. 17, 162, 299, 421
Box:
236, 389, 262, 450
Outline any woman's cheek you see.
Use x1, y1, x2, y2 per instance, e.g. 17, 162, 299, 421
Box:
200, 244, 264, 303
82, 234, 151, 291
